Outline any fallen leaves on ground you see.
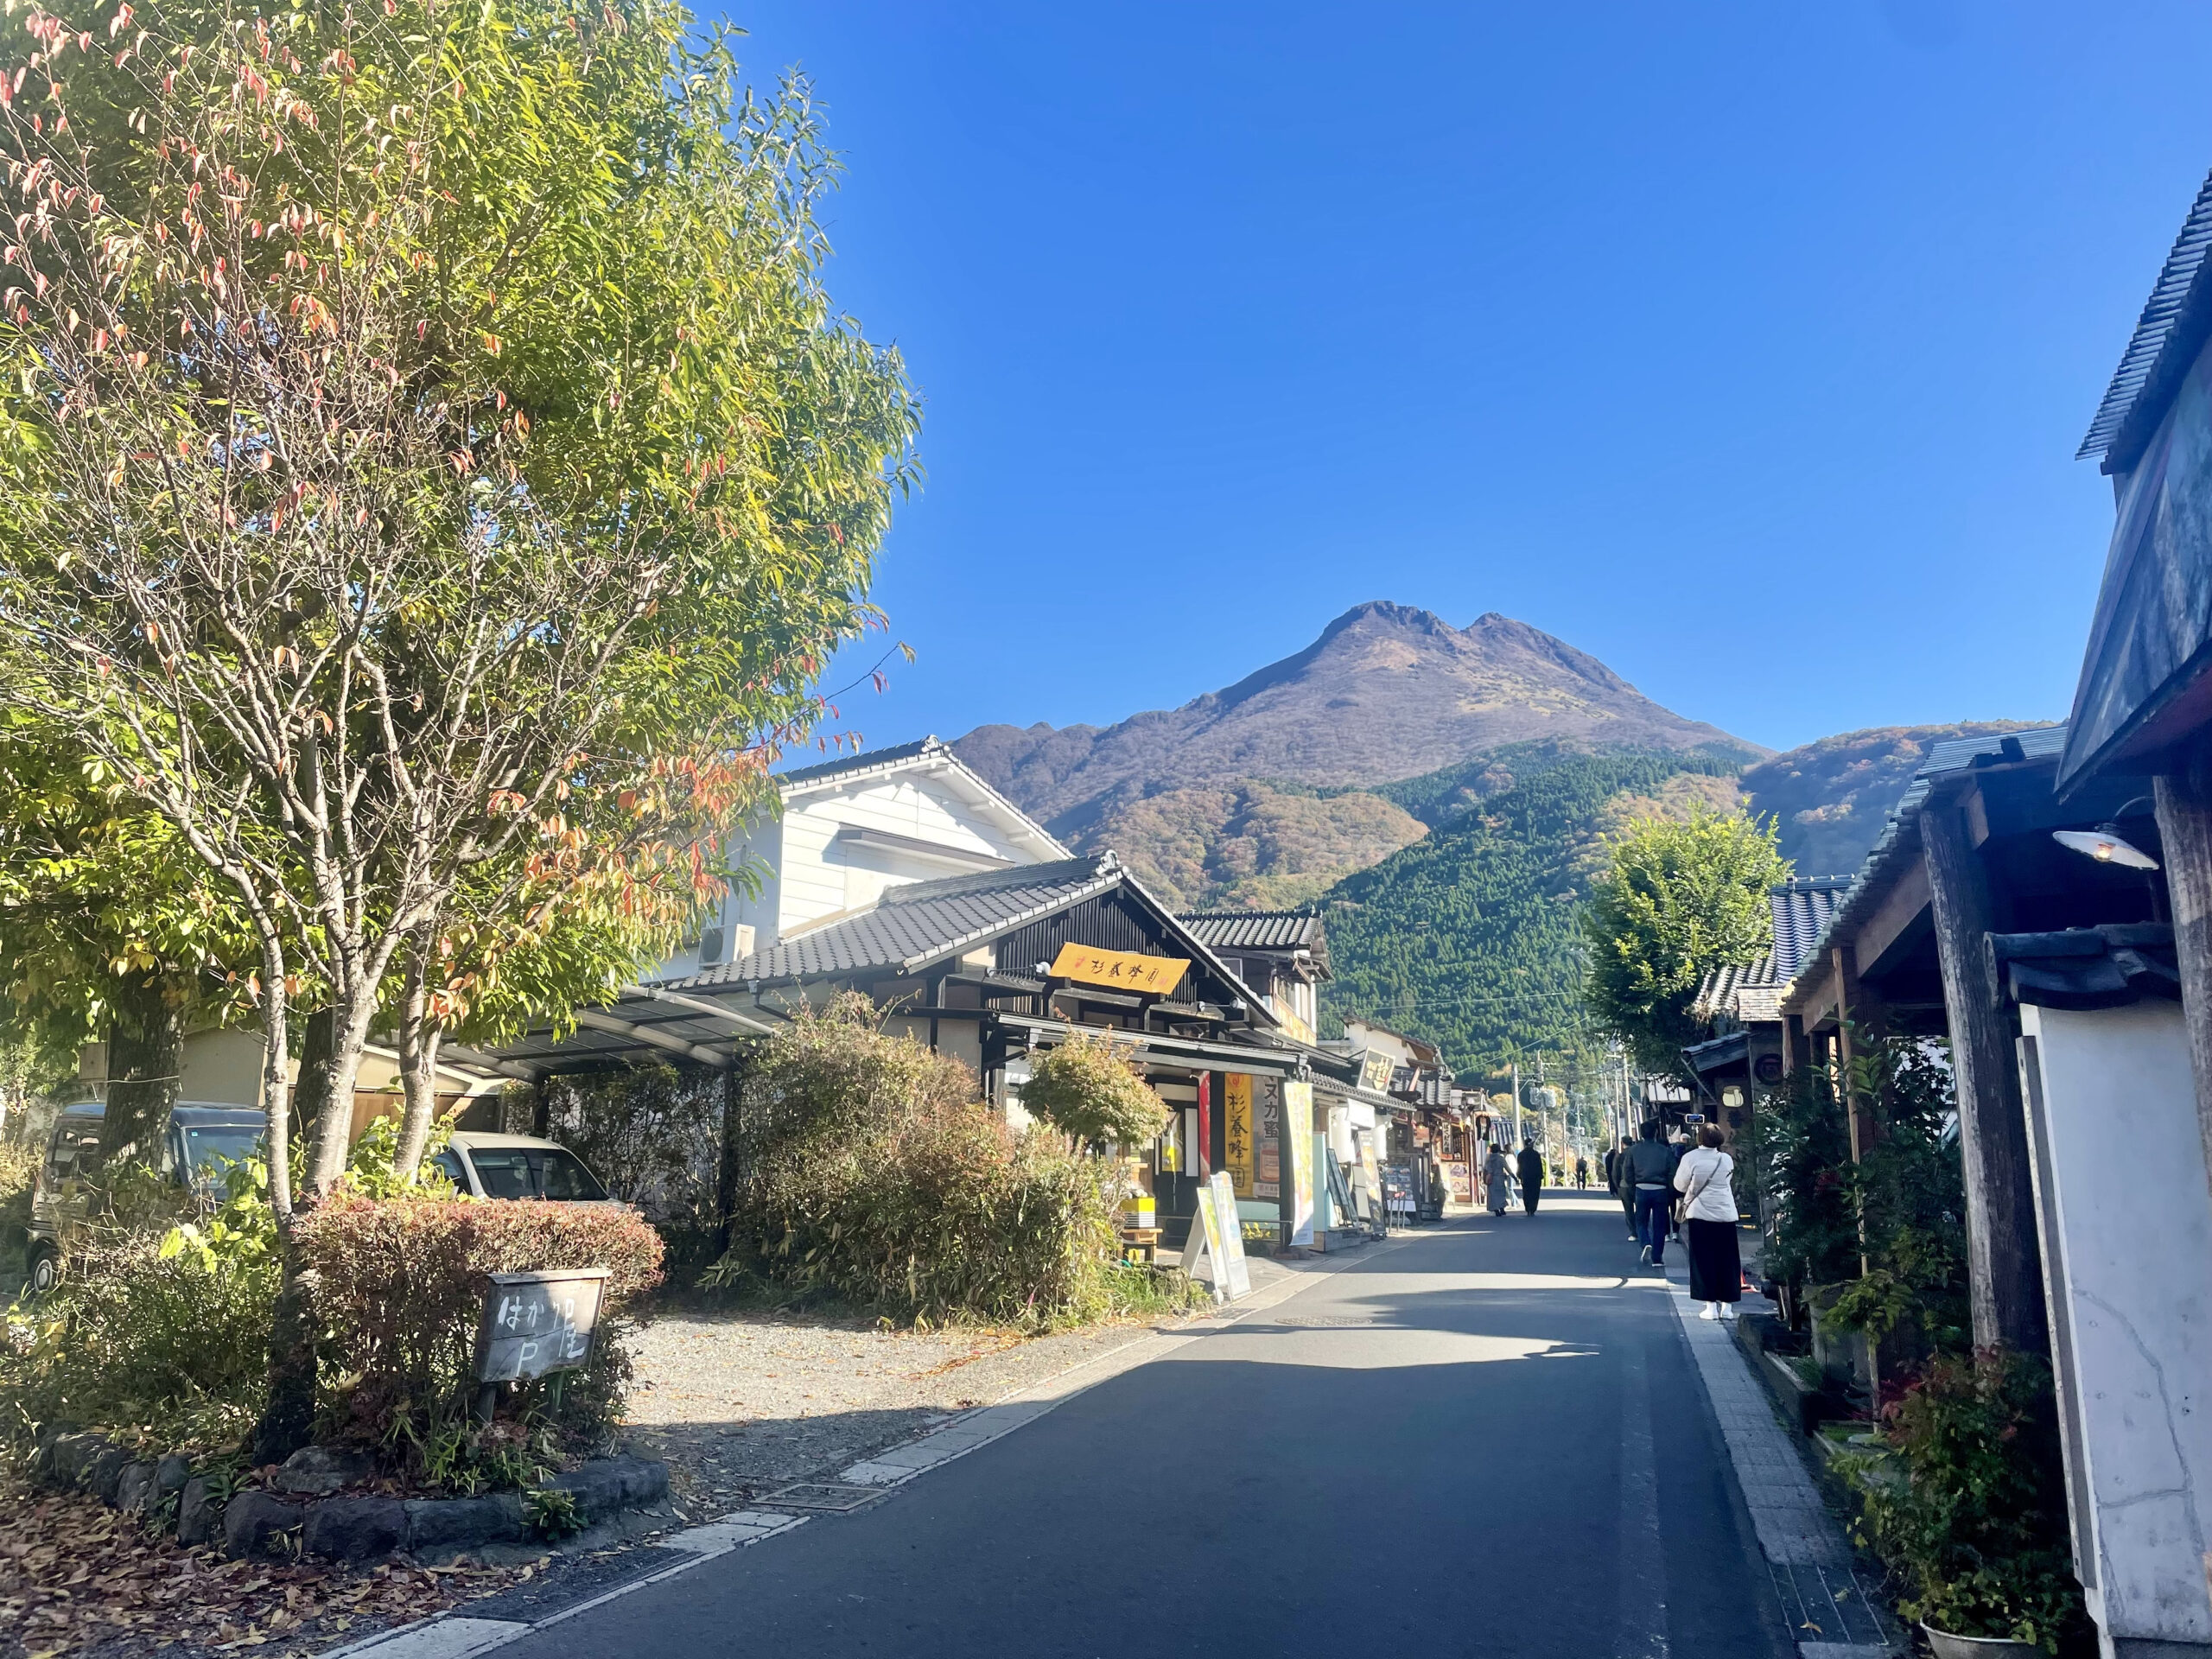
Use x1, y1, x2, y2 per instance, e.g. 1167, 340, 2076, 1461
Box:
0, 1475, 533, 1659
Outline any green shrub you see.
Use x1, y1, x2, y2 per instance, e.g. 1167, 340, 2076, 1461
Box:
296, 1196, 663, 1476
719, 1096, 1122, 1328
1821, 1038, 1969, 1354
1020, 1029, 1171, 1148
712, 996, 1136, 1327
0, 1163, 279, 1452
0, 1136, 36, 1266
1751, 1051, 1859, 1295
1852, 1350, 2088, 1651
741, 992, 976, 1149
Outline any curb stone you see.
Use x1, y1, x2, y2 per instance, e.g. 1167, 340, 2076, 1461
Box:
1662, 1263, 1899, 1658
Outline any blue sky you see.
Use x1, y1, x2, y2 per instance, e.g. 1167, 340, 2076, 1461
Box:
729, 2, 2212, 760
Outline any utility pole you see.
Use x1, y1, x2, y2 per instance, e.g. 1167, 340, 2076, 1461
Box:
1510, 1060, 1523, 1149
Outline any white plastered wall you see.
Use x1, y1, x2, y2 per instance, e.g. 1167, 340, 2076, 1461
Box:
2019, 1000, 2212, 1655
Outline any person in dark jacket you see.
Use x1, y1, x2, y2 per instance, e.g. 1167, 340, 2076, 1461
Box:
1622, 1120, 1680, 1266
1516, 1140, 1545, 1217
1612, 1138, 1637, 1236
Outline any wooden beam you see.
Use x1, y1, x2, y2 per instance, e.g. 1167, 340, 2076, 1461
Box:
2155, 748, 2212, 1210
1922, 793, 2050, 1355
1855, 853, 1933, 981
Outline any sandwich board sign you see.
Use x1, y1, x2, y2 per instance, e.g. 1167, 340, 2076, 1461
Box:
1184, 1171, 1252, 1304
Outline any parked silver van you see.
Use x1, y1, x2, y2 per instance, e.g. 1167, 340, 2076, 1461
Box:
25, 1101, 268, 1294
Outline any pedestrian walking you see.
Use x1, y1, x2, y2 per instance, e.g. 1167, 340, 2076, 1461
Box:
1484, 1143, 1512, 1217
1611, 1138, 1637, 1236
1574, 1154, 1589, 1190
1622, 1120, 1677, 1265
1516, 1139, 1545, 1217
1674, 1123, 1742, 1319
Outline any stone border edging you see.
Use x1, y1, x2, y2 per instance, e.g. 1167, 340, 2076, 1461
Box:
33, 1427, 671, 1565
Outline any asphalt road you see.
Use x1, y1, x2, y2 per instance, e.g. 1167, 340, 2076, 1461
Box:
506, 1193, 1794, 1658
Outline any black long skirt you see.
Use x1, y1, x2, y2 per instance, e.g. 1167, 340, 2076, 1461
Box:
1686, 1217, 1741, 1304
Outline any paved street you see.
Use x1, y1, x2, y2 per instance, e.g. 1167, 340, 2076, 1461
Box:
500, 1195, 1797, 1659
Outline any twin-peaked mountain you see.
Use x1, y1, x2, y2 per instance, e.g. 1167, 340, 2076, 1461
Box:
935, 600, 2048, 1074
956, 601, 1757, 840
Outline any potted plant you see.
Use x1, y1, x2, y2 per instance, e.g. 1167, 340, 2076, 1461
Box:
1848, 1351, 2089, 1657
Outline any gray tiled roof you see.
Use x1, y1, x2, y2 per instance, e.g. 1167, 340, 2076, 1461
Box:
2081, 164, 2212, 472
668, 855, 1120, 987
1177, 911, 1323, 951
1692, 957, 1777, 1023
1770, 877, 1853, 982
773, 735, 939, 788
1785, 724, 2067, 1005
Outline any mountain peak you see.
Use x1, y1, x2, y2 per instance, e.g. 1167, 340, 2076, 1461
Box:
955, 601, 1758, 834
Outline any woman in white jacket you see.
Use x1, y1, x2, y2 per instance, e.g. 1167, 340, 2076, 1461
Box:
1673, 1123, 1741, 1320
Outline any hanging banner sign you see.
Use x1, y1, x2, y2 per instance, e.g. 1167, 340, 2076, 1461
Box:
1285, 1079, 1315, 1247
1224, 1073, 1254, 1198
1255, 1077, 1281, 1200
1047, 944, 1188, 995
1359, 1050, 1395, 1094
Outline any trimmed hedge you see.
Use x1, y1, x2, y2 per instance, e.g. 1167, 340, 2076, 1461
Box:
296, 1198, 664, 1454
725, 1100, 1122, 1328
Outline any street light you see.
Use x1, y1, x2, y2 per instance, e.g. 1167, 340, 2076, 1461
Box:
2052, 796, 2160, 871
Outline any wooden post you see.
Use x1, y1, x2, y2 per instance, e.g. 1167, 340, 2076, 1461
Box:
2156, 751, 2212, 1211
716, 1060, 745, 1255
1922, 795, 2050, 1355
1832, 944, 1885, 1166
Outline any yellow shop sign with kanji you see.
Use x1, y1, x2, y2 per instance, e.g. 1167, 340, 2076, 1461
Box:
1047, 944, 1189, 995
1224, 1073, 1254, 1198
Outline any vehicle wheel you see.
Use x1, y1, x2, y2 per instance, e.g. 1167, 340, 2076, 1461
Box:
27, 1243, 60, 1297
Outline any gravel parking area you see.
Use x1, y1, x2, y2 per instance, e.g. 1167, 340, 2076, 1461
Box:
621, 1311, 1185, 1510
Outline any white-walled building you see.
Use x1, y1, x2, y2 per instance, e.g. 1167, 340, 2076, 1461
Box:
659, 736, 1069, 982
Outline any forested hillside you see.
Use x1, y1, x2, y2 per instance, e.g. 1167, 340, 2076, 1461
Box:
1320, 750, 1746, 1075
1741, 721, 2054, 876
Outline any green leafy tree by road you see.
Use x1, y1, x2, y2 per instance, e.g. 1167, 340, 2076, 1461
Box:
0, 715, 257, 1160
1580, 808, 1789, 1077
0, 0, 917, 1456
1321, 749, 1741, 1073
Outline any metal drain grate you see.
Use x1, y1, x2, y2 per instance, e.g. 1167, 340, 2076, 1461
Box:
753, 1482, 891, 1514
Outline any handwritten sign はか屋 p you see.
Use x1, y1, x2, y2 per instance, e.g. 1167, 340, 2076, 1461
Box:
473, 1268, 610, 1384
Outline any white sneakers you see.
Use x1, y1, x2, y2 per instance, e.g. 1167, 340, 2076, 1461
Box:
1700, 1302, 1720, 1321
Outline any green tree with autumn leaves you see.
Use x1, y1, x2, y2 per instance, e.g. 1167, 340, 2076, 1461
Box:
1580, 808, 1790, 1079
0, 0, 918, 1452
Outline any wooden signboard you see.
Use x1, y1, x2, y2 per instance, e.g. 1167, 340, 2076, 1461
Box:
1184, 1172, 1251, 1303
1047, 944, 1188, 996
473, 1268, 609, 1384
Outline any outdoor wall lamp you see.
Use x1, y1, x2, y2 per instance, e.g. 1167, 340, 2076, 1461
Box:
2053, 796, 2161, 871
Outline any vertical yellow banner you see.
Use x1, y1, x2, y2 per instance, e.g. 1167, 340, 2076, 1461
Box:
1284, 1079, 1315, 1246
1224, 1073, 1253, 1198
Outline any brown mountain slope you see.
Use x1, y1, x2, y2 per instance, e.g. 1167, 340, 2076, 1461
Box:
1740, 721, 2057, 877
1087, 782, 1428, 911
955, 601, 1760, 834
